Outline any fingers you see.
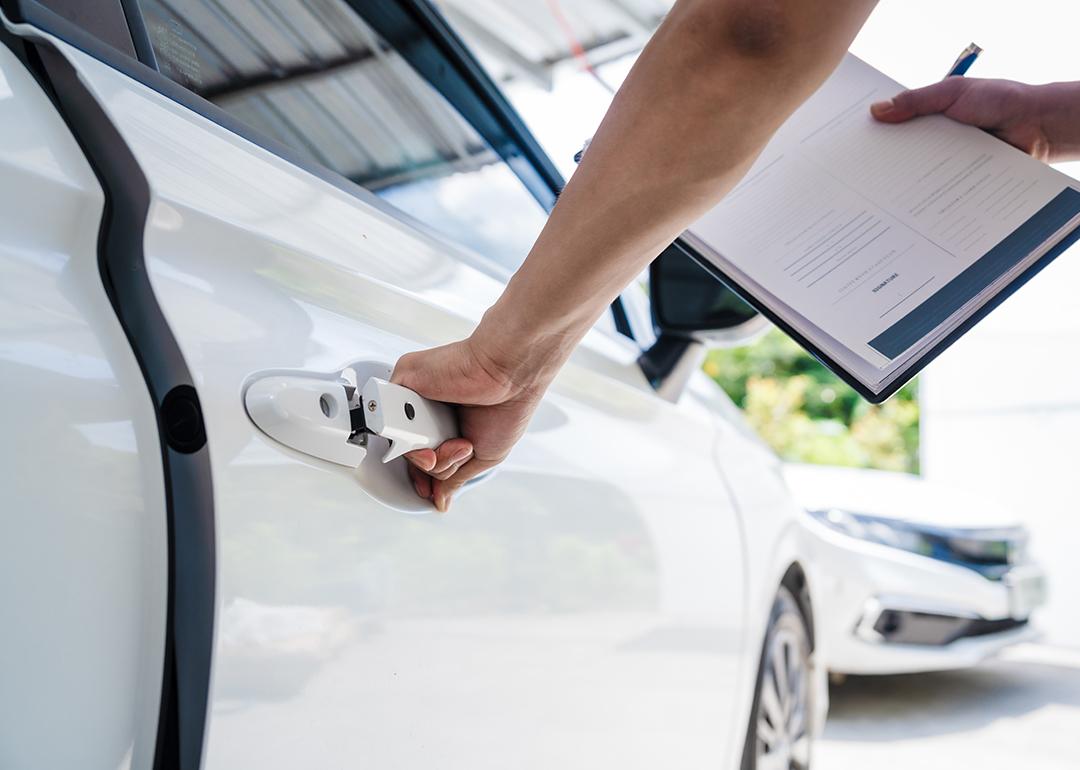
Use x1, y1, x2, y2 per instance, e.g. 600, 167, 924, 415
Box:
429, 439, 474, 480
403, 447, 437, 472
408, 455, 496, 513
404, 439, 473, 478
403, 439, 475, 510
430, 457, 497, 512
871, 78, 968, 123
407, 462, 432, 501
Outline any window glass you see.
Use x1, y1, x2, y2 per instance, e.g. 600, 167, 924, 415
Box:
139, 0, 547, 271
38, 0, 137, 56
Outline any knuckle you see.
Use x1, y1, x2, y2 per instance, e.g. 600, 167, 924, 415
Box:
891, 89, 916, 110
392, 353, 417, 377
929, 77, 965, 101
441, 480, 465, 496
938, 78, 967, 102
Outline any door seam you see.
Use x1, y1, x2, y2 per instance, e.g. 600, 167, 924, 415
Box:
1, 19, 216, 770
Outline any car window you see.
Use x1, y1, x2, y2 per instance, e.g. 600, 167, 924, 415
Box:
135, 0, 547, 272
35, 0, 137, 56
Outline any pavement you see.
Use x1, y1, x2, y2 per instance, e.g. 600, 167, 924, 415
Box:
818, 643, 1080, 769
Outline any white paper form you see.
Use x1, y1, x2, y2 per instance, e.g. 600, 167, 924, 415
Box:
689, 54, 1079, 387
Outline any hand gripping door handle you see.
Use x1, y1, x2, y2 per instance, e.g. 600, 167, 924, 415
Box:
359, 377, 458, 463
244, 368, 471, 513
244, 371, 458, 468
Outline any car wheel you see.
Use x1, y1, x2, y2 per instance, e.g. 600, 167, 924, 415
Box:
742, 585, 813, 770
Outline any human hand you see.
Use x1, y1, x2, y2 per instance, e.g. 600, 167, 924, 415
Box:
870, 77, 1070, 162
390, 324, 567, 512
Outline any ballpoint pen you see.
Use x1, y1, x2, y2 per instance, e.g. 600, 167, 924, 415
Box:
946, 42, 982, 78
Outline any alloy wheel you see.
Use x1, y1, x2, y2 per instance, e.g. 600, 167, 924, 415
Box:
755, 614, 811, 770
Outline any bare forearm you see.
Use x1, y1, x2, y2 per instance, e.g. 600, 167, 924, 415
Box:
479, 0, 876, 382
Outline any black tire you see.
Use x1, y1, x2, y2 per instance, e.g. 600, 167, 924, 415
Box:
740, 585, 813, 770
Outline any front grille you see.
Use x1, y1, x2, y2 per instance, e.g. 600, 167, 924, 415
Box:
872, 609, 1027, 646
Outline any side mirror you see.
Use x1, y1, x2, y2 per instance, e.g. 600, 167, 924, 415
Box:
649, 242, 768, 344
639, 242, 769, 400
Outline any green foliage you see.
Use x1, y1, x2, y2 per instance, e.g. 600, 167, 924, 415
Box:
703, 329, 919, 472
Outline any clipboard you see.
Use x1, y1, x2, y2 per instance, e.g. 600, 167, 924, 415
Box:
680, 220, 1080, 403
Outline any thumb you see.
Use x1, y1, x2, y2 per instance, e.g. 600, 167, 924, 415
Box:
871, 77, 968, 123
390, 346, 453, 400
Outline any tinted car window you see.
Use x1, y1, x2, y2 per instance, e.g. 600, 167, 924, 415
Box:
138, 0, 546, 271
36, 0, 137, 56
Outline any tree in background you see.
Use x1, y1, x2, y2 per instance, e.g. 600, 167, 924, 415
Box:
704, 329, 919, 472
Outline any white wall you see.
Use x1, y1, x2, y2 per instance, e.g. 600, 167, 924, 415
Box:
848, 1, 1080, 645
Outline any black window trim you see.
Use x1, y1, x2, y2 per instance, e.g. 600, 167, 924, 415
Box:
118, 0, 156, 68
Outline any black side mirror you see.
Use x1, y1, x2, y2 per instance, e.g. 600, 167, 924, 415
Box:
649, 242, 766, 342
639, 241, 769, 399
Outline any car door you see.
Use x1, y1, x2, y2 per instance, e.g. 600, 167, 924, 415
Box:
5, 1, 749, 767
0, 28, 169, 770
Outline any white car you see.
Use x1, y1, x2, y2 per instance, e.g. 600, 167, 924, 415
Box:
783, 463, 1046, 676
1, 2, 828, 769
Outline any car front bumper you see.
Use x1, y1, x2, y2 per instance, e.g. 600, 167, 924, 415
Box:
808, 522, 1046, 675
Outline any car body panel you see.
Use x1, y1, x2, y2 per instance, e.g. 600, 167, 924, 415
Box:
0, 41, 167, 770
44, 30, 758, 769
806, 517, 1042, 674
786, 463, 1045, 675
689, 375, 831, 739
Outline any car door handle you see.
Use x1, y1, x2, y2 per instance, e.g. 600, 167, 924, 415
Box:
242, 363, 491, 513
356, 377, 458, 462
243, 368, 457, 468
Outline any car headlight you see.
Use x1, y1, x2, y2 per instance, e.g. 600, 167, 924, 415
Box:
806, 508, 1027, 579
807, 508, 934, 557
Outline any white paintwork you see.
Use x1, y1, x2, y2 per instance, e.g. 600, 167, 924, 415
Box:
784, 463, 1046, 675
0, 15, 823, 767
245, 373, 364, 468
244, 369, 461, 500
33, 35, 818, 770
360, 377, 458, 463
697, 379, 832, 737
0, 42, 166, 770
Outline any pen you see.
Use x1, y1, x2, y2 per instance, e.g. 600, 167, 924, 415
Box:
945, 42, 982, 78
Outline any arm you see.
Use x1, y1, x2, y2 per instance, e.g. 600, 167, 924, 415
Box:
394, 0, 878, 510
872, 77, 1080, 163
